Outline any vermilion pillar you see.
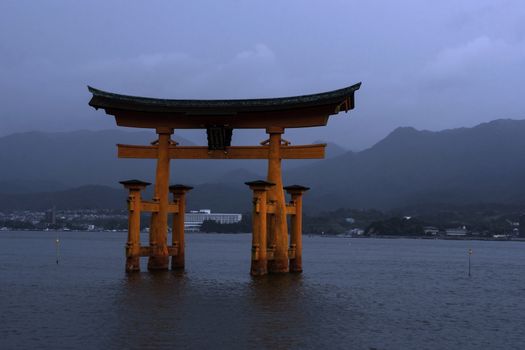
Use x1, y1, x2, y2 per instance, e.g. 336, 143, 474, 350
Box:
148, 127, 173, 270
266, 127, 289, 273
170, 184, 193, 270
120, 179, 150, 272
284, 185, 309, 273
246, 180, 275, 276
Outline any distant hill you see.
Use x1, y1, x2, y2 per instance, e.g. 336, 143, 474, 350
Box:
0, 130, 345, 191
0, 183, 251, 213
0, 130, 188, 189
286, 119, 525, 210
0, 185, 125, 211
3, 119, 525, 212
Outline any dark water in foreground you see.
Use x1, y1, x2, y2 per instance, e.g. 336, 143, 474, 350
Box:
1, 232, 524, 349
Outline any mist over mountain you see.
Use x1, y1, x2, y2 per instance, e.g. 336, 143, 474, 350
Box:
0, 185, 125, 211
0, 130, 345, 191
286, 119, 525, 210
2, 119, 525, 212
0, 130, 181, 190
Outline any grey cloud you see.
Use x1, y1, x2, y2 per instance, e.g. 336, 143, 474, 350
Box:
1, 0, 525, 150
421, 36, 525, 88
82, 43, 286, 98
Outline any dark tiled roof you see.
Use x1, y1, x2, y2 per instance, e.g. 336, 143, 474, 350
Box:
88, 83, 361, 112
169, 184, 194, 191
245, 180, 276, 187
119, 179, 151, 186
284, 185, 310, 192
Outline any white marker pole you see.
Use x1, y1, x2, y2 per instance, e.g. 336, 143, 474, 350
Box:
56, 233, 60, 264
468, 248, 472, 277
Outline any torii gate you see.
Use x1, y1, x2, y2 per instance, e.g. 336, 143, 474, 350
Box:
88, 83, 360, 275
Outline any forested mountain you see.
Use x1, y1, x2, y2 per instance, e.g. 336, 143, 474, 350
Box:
287, 119, 525, 210
2, 119, 525, 212
0, 130, 344, 191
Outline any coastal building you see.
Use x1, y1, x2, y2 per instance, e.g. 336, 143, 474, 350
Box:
348, 228, 364, 236
185, 209, 242, 232
445, 226, 468, 237
423, 226, 439, 236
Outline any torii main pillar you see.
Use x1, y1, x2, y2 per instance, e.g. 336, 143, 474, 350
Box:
266, 127, 289, 273
148, 127, 173, 270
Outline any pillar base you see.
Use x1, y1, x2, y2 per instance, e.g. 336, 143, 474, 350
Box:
125, 257, 140, 273
148, 256, 169, 270
250, 259, 268, 276
268, 258, 289, 273
171, 255, 185, 270
289, 258, 302, 273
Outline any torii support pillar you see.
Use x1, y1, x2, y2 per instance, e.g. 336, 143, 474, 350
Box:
148, 127, 173, 271
266, 127, 289, 273
170, 184, 193, 270
285, 185, 309, 273
120, 179, 151, 272
246, 180, 275, 276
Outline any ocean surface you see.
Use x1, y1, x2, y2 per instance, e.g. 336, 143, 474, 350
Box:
1, 231, 524, 349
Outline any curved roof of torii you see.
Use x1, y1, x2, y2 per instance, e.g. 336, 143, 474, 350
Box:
88, 82, 361, 129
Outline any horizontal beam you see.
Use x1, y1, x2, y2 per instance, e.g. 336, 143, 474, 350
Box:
288, 247, 296, 259
139, 201, 179, 213
137, 245, 179, 257
253, 248, 278, 261
117, 144, 326, 160
285, 204, 296, 215
140, 201, 159, 213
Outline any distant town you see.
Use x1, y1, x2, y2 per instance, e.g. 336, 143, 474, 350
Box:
0, 208, 242, 233
2, 207, 525, 241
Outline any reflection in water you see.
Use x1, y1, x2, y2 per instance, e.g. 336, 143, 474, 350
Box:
111, 270, 364, 349
248, 274, 308, 349
111, 272, 313, 349
111, 272, 188, 349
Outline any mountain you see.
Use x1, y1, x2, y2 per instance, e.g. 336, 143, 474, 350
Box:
0, 183, 251, 212
285, 119, 525, 210
0, 185, 125, 211
314, 140, 347, 158
213, 168, 263, 185
0, 130, 345, 191
0, 179, 67, 194
3, 119, 525, 212
0, 130, 187, 189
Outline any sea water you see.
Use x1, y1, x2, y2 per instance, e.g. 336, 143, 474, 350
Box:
1, 231, 524, 349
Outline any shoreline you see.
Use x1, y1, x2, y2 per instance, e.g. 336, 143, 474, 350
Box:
2, 229, 525, 242
336, 234, 525, 242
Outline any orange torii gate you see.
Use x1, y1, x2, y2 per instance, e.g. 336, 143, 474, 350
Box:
88, 83, 360, 275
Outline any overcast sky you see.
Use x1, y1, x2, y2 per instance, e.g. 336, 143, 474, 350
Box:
1, 0, 524, 150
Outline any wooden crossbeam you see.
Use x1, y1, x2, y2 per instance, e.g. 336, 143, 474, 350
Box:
117, 144, 326, 160
288, 247, 296, 259
137, 245, 179, 257
285, 204, 297, 215
139, 201, 179, 213
140, 201, 159, 213
251, 202, 297, 215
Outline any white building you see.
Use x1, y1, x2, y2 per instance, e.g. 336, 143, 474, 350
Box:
423, 226, 439, 236
184, 209, 242, 232
445, 226, 468, 236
